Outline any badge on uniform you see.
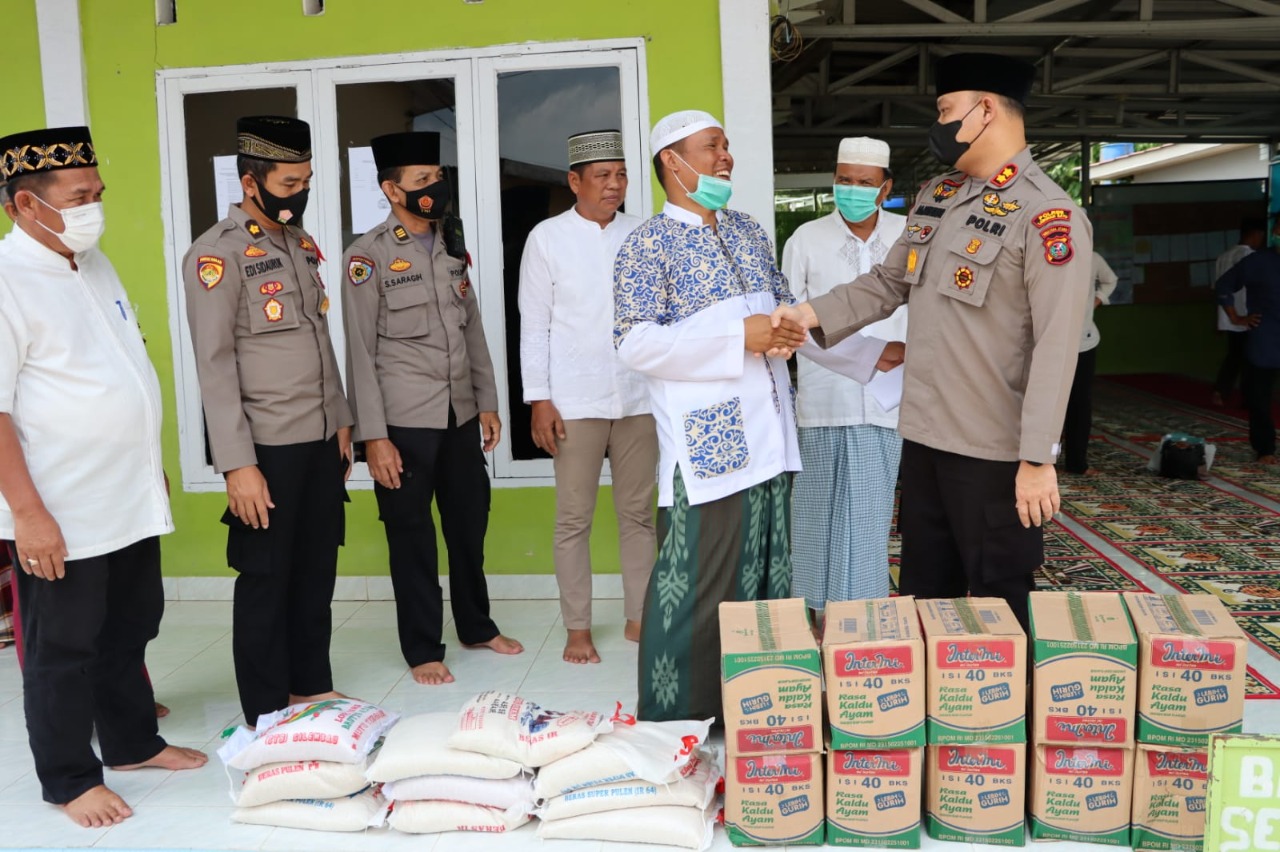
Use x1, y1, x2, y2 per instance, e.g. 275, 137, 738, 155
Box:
348, 256, 374, 286
954, 266, 975, 290
933, 178, 963, 202
259, 281, 283, 296
906, 223, 933, 242
246, 221, 263, 238
197, 256, 224, 290
1040, 224, 1074, 265
459, 278, 471, 298
320, 296, 330, 315
991, 164, 1018, 187
906, 248, 918, 274
981, 193, 1021, 217
299, 237, 316, 252
389, 258, 412, 272
393, 225, 409, 241
244, 245, 268, 258
965, 238, 982, 254
263, 298, 284, 322
1033, 208, 1071, 228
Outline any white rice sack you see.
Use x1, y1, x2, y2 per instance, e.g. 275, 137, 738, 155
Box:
388, 800, 533, 835
534, 717, 714, 799
538, 748, 718, 821
232, 787, 388, 832
366, 712, 525, 782
537, 802, 717, 850
234, 759, 370, 808
449, 691, 616, 768
220, 699, 399, 771
382, 773, 535, 812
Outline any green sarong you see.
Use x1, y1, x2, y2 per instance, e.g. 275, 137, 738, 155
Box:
637, 469, 792, 722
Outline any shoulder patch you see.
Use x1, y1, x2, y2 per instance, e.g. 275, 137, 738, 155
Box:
933, 178, 964, 202
197, 256, 225, 290
1041, 224, 1074, 265
245, 221, 264, 239
348, 256, 374, 286
990, 163, 1018, 188
1032, 208, 1071, 229
389, 258, 412, 272
244, 244, 268, 258
393, 225, 409, 242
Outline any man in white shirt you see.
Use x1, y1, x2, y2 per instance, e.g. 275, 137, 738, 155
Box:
782, 137, 907, 614
1212, 218, 1267, 406
519, 130, 657, 665
0, 127, 206, 829
1060, 252, 1119, 474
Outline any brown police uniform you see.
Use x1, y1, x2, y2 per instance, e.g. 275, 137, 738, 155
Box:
809, 146, 1093, 627
183, 203, 352, 725
342, 212, 501, 667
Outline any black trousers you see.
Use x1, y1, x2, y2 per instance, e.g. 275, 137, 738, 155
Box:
1062, 347, 1097, 474
1245, 365, 1278, 458
225, 438, 346, 726
897, 441, 1040, 631
14, 537, 166, 804
375, 414, 498, 667
1214, 331, 1250, 398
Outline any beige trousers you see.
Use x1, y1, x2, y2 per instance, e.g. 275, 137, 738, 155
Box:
552, 414, 658, 629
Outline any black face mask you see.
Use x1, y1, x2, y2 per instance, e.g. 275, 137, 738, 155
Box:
928, 100, 985, 168
400, 179, 450, 220
252, 180, 309, 226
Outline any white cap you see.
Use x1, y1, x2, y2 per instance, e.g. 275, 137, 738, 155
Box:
837, 137, 891, 168
650, 110, 723, 154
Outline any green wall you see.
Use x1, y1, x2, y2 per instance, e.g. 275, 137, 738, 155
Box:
2, 2, 44, 237
13, 0, 723, 578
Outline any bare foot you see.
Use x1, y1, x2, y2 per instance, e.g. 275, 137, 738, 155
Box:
61, 784, 132, 828
624, 620, 641, 643
287, 690, 349, 706
155, 702, 170, 719
466, 634, 524, 655
110, 744, 207, 772
564, 629, 601, 664
411, 661, 455, 685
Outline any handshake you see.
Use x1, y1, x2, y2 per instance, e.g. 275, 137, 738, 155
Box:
744, 303, 905, 372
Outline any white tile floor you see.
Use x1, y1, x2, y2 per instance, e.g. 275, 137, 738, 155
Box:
2, 597, 1278, 851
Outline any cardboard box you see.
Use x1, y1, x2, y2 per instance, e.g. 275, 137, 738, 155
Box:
826, 747, 923, 848
720, 599, 822, 756
1124, 593, 1247, 746
1029, 745, 1134, 846
823, 597, 926, 749
1030, 592, 1138, 747
1131, 744, 1209, 851
724, 752, 825, 846
925, 743, 1026, 847
917, 598, 1027, 744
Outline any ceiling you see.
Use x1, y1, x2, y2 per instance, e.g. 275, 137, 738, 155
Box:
771, 0, 1280, 187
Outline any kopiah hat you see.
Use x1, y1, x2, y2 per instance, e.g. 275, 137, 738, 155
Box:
837, 137, 891, 168
237, 116, 312, 163
371, 131, 442, 171
0, 126, 97, 181
650, 110, 723, 153
568, 129, 625, 167
934, 53, 1035, 105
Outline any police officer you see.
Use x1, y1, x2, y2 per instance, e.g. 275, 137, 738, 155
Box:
772, 54, 1092, 629
342, 131, 522, 687
182, 116, 352, 726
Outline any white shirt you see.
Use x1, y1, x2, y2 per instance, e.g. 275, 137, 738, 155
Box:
782, 209, 908, 428
1080, 252, 1119, 353
519, 207, 649, 420
1216, 244, 1253, 332
0, 227, 172, 560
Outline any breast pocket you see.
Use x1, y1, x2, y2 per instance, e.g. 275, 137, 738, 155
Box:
937, 235, 1002, 309
245, 277, 302, 333
682, 396, 751, 480
380, 284, 433, 339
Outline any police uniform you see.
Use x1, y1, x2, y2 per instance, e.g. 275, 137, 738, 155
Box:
807, 56, 1093, 628
182, 116, 352, 726
341, 131, 501, 669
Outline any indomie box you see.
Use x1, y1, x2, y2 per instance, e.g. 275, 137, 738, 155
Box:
1124, 593, 1247, 747
823, 597, 925, 749
721, 598, 822, 756
925, 743, 1026, 847
917, 598, 1027, 744
1029, 745, 1134, 846
724, 752, 825, 846
1030, 592, 1137, 747
1131, 744, 1209, 851
826, 747, 923, 848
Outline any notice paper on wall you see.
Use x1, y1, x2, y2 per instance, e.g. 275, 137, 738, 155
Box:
349, 146, 391, 235
213, 155, 244, 220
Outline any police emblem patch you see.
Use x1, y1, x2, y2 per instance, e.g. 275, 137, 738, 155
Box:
955, 266, 975, 290
981, 193, 1022, 217
259, 281, 283, 296
299, 237, 316, 251
197, 256, 224, 290
1033, 208, 1071, 229
907, 248, 918, 274
263, 298, 284, 322
966, 238, 982, 255
389, 258, 412, 272
991, 164, 1018, 187
459, 278, 471, 298
348, 256, 374, 286
244, 245, 268, 258
1041, 224, 1074, 265
933, 178, 963, 202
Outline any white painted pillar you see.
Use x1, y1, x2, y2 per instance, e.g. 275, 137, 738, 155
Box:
720, 0, 776, 242
35, 0, 90, 127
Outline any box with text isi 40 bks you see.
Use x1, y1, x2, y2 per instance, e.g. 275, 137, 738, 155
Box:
1124, 593, 1247, 747
822, 597, 925, 751
926, 743, 1026, 847
917, 598, 1027, 744
826, 745, 923, 848
1131, 744, 1210, 852
1030, 744, 1135, 846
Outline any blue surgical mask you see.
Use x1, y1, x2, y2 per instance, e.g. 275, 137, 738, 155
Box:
833, 183, 883, 224
672, 152, 732, 211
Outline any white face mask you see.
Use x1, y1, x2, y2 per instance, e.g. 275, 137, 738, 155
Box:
32, 193, 106, 253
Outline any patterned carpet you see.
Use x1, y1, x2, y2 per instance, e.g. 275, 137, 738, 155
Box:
887, 377, 1280, 698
